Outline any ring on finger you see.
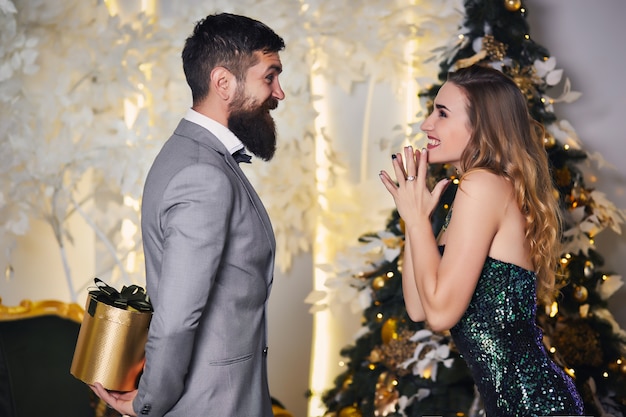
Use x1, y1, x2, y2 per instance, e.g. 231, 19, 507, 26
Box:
406, 176, 416, 181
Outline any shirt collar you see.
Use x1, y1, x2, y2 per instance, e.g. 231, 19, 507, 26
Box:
183, 108, 244, 154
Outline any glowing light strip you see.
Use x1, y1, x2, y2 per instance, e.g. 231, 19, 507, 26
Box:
308, 32, 422, 416
140, 0, 155, 15
105, 0, 155, 17
308, 73, 333, 417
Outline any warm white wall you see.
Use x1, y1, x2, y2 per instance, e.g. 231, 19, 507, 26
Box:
524, 0, 626, 326
267, 254, 314, 417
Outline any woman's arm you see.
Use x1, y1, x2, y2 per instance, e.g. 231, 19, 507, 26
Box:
380, 147, 505, 331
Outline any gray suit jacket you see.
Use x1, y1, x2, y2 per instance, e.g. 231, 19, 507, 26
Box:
134, 119, 276, 416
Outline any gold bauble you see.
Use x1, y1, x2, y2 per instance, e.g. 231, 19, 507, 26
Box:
376, 371, 398, 391
573, 285, 588, 303
342, 373, 354, 389
504, 0, 522, 12
368, 348, 383, 364
5, 264, 14, 280
554, 167, 572, 187
556, 264, 570, 283
374, 372, 399, 416
381, 318, 399, 344
544, 133, 556, 148
553, 318, 602, 367
583, 260, 595, 279
372, 276, 386, 291
339, 405, 362, 417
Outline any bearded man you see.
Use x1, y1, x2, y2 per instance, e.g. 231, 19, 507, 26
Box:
91, 13, 285, 417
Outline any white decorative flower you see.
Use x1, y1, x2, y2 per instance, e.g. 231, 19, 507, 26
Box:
596, 275, 624, 301
547, 120, 583, 149
534, 57, 581, 104
0, 0, 17, 14
589, 190, 626, 235
400, 329, 455, 381
397, 390, 431, 416
534, 57, 562, 86
306, 224, 408, 315
593, 308, 626, 343
562, 190, 625, 256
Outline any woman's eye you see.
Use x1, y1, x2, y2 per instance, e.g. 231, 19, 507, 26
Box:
439, 110, 447, 118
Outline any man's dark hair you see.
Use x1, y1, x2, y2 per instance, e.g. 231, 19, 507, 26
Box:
182, 13, 285, 105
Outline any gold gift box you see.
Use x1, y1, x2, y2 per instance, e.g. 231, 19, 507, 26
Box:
71, 294, 152, 391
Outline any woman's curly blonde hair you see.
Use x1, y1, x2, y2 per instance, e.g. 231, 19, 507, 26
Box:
449, 65, 561, 305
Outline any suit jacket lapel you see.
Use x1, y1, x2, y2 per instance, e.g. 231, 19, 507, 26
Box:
173, 119, 276, 258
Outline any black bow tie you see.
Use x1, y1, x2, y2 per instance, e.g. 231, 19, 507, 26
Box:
232, 149, 252, 164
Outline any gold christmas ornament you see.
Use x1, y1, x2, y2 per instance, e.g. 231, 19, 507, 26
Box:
339, 405, 362, 417
381, 317, 399, 344
554, 167, 572, 187
504, 0, 522, 12
379, 329, 418, 376
482, 34, 507, 61
553, 319, 603, 367
544, 132, 556, 148
583, 261, 595, 279
506, 64, 540, 101
398, 218, 406, 234
342, 373, 354, 389
374, 372, 400, 416
397, 255, 404, 273
372, 276, 386, 291
381, 236, 403, 250
369, 347, 383, 364
573, 285, 589, 303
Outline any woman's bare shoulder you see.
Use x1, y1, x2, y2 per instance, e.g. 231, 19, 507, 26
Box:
458, 169, 512, 200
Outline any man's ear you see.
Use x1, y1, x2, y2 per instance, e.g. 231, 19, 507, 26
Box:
211, 66, 236, 101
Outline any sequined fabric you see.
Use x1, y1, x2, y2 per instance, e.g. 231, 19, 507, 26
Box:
449, 256, 584, 417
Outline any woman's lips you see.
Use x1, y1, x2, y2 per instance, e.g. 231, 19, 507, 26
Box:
427, 137, 440, 149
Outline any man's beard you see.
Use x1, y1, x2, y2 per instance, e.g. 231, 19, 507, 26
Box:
228, 94, 279, 161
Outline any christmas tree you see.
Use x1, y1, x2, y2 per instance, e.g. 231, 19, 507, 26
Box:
318, 1, 626, 416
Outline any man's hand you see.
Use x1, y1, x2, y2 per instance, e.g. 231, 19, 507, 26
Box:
90, 382, 138, 416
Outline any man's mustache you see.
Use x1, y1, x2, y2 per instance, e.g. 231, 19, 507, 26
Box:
264, 97, 279, 111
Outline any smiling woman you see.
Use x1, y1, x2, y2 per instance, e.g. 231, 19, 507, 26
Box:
380, 64, 584, 416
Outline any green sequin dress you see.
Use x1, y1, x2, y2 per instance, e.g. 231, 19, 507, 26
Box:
447, 250, 584, 416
